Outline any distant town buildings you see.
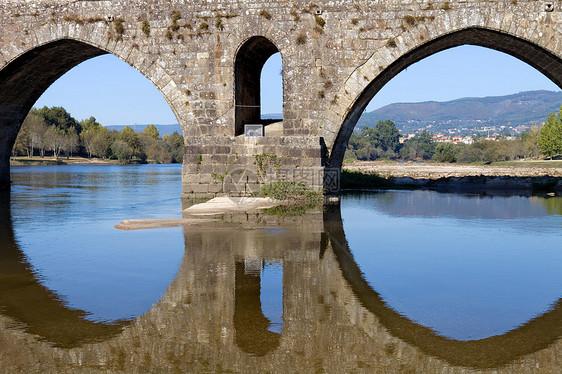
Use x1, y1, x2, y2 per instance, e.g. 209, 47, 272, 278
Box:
431, 134, 474, 144
397, 122, 537, 144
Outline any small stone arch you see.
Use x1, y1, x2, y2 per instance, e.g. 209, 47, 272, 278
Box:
234, 36, 282, 136
326, 26, 562, 169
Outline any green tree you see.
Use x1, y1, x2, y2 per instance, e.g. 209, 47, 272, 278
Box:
163, 131, 184, 163
538, 107, 562, 159
81, 127, 99, 158
63, 126, 80, 158
25, 112, 48, 157
457, 145, 485, 163
345, 121, 401, 161
35, 106, 81, 133
118, 126, 145, 161
400, 130, 435, 160
347, 130, 376, 160
147, 142, 173, 164
371, 119, 400, 154
144, 125, 160, 140
91, 128, 112, 158
13, 122, 31, 157
111, 139, 134, 164
520, 125, 541, 159
432, 142, 458, 163
80, 116, 102, 131
44, 125, 66, 159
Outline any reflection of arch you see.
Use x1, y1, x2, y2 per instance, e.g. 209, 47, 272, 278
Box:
234, 36, 281, 136
0, 193, 125, 347
323, 204, 562, 368
328, 27, 562, 168
234, 261, 281, 356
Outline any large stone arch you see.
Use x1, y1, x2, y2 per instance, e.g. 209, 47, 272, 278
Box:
325, 23, 562, 168
0, 28, 192, 190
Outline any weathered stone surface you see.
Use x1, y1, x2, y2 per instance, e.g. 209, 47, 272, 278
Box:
0, 1, 560, 195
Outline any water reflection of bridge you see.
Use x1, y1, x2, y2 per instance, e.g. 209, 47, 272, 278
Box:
0, 194, 560, 373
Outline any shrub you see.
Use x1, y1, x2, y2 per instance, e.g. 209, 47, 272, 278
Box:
432, 143, 458, 163
113, 18, 125, 40
315, 15, 326, 27
258, 182, 324, 205
141, 20, 150, 36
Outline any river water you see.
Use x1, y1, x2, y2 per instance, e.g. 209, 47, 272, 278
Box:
0, 164, 560, 373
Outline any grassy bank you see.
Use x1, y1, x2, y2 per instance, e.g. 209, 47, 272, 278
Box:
341, 167, 562, 193
491, 160, 562, 168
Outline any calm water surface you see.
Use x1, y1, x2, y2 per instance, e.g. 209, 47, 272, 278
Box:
0, 165, 560, 373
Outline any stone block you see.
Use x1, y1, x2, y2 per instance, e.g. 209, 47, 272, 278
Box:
208, 182, 224, 193
190, 184, 210, 194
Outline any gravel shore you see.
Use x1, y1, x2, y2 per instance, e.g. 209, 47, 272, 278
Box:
343, 161, 562, 192
344, 160, 562, 179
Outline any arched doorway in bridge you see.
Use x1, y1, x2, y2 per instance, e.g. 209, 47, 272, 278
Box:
235, 36, 284, 136
328, 27, 562, 169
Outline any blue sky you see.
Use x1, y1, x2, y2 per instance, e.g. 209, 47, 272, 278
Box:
34, 45, 560, 126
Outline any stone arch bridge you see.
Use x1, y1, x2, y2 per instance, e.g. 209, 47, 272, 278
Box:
0, 0, 561, 196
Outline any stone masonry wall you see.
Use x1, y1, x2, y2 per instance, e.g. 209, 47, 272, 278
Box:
182, 135, 326, 197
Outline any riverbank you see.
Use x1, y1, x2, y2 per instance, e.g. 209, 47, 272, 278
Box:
344, 160, 562, 179
10, 156, 120, 166
343, 160, 562, 193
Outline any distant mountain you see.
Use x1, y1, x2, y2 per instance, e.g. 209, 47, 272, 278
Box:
262, 113, 283, 120
357, 90, 562, 133
105, 124, 182, 136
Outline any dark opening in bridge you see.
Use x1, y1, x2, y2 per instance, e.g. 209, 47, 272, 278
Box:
235, 36, 282, 136
234, 260, 282, 356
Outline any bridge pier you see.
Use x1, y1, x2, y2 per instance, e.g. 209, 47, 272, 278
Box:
0, 159, 9, 191
181, 135, 339, 198
0, 125, 19, 191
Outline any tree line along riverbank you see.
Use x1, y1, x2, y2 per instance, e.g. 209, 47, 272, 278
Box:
11, 106, 184, 165
345, 106, 562, 164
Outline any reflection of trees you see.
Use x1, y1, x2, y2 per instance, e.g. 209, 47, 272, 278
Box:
537, 196, 562, 216
346, 190, 554, 220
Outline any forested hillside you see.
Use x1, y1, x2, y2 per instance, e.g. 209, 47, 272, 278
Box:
357, 90, 562, 133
